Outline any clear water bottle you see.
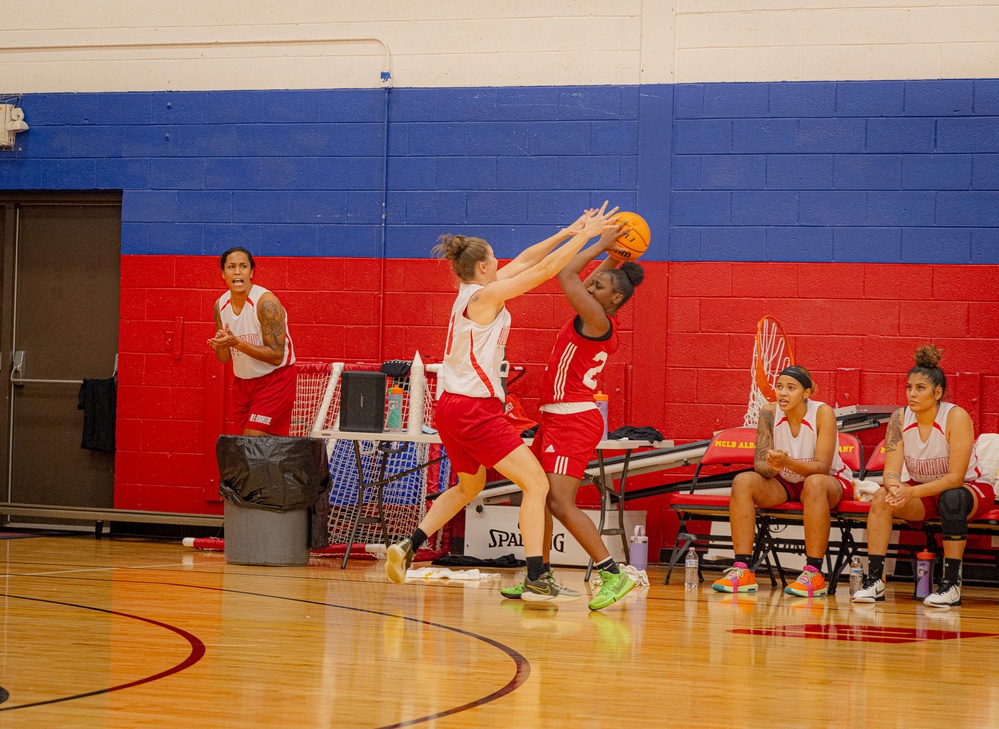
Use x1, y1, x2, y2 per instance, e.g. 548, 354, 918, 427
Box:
684, 547, 699, 590
849, 556, 864, 596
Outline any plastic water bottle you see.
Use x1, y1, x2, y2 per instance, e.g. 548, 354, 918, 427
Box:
915, 551, 934, 599
594, 391, 609, 440
849, 556, 864, 596
684, 547, 699, 590
386, 386, 404, 432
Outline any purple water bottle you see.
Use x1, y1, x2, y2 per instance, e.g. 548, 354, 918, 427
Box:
915, 551, 933, 599
594, 391, 609, 440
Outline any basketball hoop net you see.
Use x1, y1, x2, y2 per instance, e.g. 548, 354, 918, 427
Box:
743, 315, 794, 427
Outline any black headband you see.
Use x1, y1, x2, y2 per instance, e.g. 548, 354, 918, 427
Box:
778, 366, 813, 390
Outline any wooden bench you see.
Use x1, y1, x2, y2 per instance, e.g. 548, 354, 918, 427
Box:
0, 502, 223, 538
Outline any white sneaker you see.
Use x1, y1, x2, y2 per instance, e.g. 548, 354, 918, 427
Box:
923, 580, 961, 608
852, 576, 885, 603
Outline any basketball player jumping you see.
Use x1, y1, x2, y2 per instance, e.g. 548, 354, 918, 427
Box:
386, 204, 620, 602
208, 246, 297, 436
500, 224, 645, 611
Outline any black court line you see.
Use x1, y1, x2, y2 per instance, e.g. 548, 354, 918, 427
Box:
0, 594, 206, 712
10, 572, 531, 728
165, 581, 532, 729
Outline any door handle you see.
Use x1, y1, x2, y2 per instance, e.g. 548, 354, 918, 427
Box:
11, 350, 24, 379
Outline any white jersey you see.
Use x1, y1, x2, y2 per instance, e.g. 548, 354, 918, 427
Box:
902, 402, 983, 484
772, 399, 852, 484
217, 284, 295, 380
436, 283, 511, 401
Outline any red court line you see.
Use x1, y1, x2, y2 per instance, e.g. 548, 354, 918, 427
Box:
731, 623, 999, 643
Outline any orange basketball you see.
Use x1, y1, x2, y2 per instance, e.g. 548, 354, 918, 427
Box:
607, 211, 651, 261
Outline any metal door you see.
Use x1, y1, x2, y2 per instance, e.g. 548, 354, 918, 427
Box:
1, 193, 122, 517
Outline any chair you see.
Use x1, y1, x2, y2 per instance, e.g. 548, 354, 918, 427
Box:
864, 438, 886, 480
665, 427, 758, 583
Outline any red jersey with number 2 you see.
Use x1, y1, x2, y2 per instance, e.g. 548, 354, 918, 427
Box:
539, 315, 618, 407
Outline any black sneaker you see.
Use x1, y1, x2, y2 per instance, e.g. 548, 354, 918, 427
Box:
385, 538, 415, 585
521, 570, 582, 603
924, 579, 961, 608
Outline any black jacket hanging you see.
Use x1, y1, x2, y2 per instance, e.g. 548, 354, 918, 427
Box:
78, 377, 117, 452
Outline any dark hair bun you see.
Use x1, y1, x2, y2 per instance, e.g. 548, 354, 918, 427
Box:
914, 344, 942, 369
435, 234, 468, 261
620, 261, 645, 287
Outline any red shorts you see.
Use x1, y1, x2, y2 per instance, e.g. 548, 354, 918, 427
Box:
529, 409, 603, 480
914, 480, 996, 521
436, 392, 524, 475
231, 364, 297, 436
777, 473, 851, 504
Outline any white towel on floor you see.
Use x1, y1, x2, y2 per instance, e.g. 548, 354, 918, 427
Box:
406, 567, 500, 581
591, 563, 650, 588
853, 479, 881, 502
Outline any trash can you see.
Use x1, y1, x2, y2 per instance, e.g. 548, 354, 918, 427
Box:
217, 435, 331, 566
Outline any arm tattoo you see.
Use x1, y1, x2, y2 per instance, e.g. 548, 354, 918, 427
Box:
258, 300, 286, 354
884, 409, 903, 453
754, 407, 777, 478
882, 409, 904, 484
213, 302, 222, 329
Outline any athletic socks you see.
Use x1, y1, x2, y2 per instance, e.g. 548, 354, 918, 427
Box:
735, 554, 754, 570
411, 528, 428, 552
527, 556, 545, 581
806, 556, 824, 572
544, 562, 551, 575
944, 557, 963, 584
595, 557, 619, 574
868, 555, 886, 581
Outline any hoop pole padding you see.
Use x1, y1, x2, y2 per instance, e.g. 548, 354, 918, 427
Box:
311, 362, 344, 437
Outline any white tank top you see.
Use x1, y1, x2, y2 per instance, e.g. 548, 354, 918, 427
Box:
772, 399, 852, 484
436, 283, 511, 401
217, 284, 295, 379
902, 402, 982, 484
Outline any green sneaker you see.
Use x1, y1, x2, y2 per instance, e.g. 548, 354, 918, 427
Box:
588, 568, 635, 611
501, 581, 525, 600
522, 571, 583, 603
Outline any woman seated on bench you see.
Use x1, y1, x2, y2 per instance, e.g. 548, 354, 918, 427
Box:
712, 366, 852, 597
853, 345, 994, 608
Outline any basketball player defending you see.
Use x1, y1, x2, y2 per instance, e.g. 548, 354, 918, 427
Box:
208, 246, 297, 436
853, 345, 993, 607
386, 204, 620, 602
712, 366, 852, 597
500, 226, 645, 610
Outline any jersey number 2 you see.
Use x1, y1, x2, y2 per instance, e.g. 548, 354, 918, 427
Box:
582, 352, 608, 389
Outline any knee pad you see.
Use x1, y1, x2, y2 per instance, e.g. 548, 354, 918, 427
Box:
938, 487, 974, 541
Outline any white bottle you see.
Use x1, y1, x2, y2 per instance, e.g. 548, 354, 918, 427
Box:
849, 556, 864, 596
684, 547, 699, 590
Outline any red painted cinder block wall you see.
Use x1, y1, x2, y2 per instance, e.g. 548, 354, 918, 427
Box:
115, 255, 999, 560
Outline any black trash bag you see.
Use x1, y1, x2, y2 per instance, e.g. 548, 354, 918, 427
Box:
217, 435, 331, 513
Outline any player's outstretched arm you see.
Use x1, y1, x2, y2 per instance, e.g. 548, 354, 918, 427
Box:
495, 208, 598, 281
472, 204, 618, 319
557, 220, 627, 338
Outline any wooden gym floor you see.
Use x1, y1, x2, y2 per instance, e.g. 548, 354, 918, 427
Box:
2, 534, 998, 729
